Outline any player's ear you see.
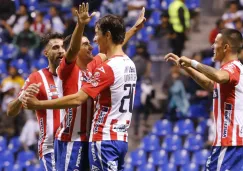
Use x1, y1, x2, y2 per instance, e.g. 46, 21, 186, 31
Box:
224, 44, 229, 52
106, 31, 112, 40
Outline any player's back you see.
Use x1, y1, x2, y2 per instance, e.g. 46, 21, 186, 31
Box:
90, 55, 137, 142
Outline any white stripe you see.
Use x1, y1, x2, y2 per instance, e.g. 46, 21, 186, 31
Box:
42, 156, 48, 171
51, 152, 56, 171
217, 84, 222, 146
65, 142, 74, 171
216, 147, 227, 171
39, 70, 54, 148
96, 141, 104, 170
54, 76, 65, 124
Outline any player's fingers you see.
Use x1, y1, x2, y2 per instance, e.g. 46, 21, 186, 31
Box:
140, 7, 145, 17
79, 4, 81, 14
37, 82, 42, 87
86, 2, 89, 13
75, 10, 79, 17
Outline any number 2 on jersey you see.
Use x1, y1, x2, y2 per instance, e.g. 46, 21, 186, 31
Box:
119, 84, 136, 113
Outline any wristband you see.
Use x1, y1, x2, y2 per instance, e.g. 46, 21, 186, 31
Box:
191, 60, 199, 69
18, 90, 25, 102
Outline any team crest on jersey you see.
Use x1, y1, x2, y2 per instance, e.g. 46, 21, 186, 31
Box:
97, 66, 105, 73
48, 84, 59, 99
108, 161, 117, 171
63, 108, 73, 134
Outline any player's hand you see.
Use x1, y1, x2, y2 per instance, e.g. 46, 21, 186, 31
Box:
133, 7, 146, 31
25, 83, 41, 96
179, 56, 192, 68
22, 92, 40, 110
75, 3, 96, 25
164, 53, 180, 66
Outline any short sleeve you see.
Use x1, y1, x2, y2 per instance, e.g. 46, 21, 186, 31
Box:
86, 55, 103, 73
222, 63, 240, 86
57, 57, 76, 80
18, 73, 38, 97
82, 63, 114, 99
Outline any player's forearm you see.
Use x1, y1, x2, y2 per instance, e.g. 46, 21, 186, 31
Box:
123, 27, 138, 46
65, 23, 85, 63
184, 67, 214, 92
7, 98, 22, 116
196, 63, 229, 84
37, 91, 88, 110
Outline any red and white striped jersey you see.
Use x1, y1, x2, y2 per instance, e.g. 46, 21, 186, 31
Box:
213, 60, 243, 146
55, 57, 95, 141
82, 55, 137, 142
19, 68, 65, 158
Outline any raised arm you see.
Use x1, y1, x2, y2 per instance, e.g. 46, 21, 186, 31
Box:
22, 90, 89, 110
179, 56, 229, 84
164, 53, 215, 92
123, 7, 146, 46
65, 3, 96, 64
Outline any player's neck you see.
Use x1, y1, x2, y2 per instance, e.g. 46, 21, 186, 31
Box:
48, 64, 57, 76
76, 58, 87, 70
106, 44, 124, 59
221, 53, 238, 65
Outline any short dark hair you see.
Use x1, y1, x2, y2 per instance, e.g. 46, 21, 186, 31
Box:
96, 14, 125, 44
41, 33, 64, 46
220, 29, 243, 53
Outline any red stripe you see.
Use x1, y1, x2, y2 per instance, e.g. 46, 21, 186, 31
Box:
110, 119, 118, 140
81, 103, 88, 141
123, 120, 130, 142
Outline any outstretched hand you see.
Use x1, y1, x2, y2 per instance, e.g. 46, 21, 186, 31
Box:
75, 3, 96, 25
133, 7, 146, 30
164, 53, 180, 66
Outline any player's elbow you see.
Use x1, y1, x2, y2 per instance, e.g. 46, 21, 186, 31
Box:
6, 107, 19, 117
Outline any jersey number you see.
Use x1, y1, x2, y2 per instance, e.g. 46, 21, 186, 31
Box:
119, 84, 136, 113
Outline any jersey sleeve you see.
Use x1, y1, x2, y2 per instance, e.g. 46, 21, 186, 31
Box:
57, 57, 76, 80
82, 63, 114, 99
222, 63, 240, 86
86, 55, 103, 73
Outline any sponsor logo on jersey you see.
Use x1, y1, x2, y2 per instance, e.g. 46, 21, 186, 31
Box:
223, 63, 236, 74
93, 107, 109, 134
222, 103, 232, 138
91, 142, 97, 162
213, 89, 218, 99
63, 108, 73, 134
107, 161, 117, 171
76, 146, 82, 167
91, 165, 99, 171
48, 84, 59, 99
113, 124, 128, 133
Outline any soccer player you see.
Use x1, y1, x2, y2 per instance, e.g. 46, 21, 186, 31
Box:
6, 3, 90, 170
23, 14, 138, 170
164, 28, 243, 170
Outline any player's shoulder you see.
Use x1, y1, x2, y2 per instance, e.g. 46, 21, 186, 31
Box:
222, 60, 241, 73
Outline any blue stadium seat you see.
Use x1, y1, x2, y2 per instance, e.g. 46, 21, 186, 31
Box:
188, 104, 208, 118
10, 59, 29, 74
185, 0, 200, 10
147, 0, 161, 9
140, 135, 160, 152
126, 44, 136, 58
92, 43, 99, 56
147, 11, 161, 26
202, 57, 213, 66
158, 163, 176, 171
34, 57, 49, 69
170, 149, 190, 166
192, 149, 210, 166
161, 0, 173, 10
4, 164, 23, 171
173, 119, 194, 135
26, 164, 42, 171
25, 0, 39, 11
162, 135, 182, 152
17, 150, 36, 167
0, 59, 7, 75
196, 119, 208, 135
8, 136, 21, 153
0, 150, 14, 167
184, 134, 203, 152
148, 149, 168, 166
181, 163, 199, 171
152, 119, 172, 136
0, 44, 17, 59
127, 149, 146, 166
136, 26, 154, 42
0, 136, 7, 153
124, 163, 134, 171
138, 163, 156, 171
